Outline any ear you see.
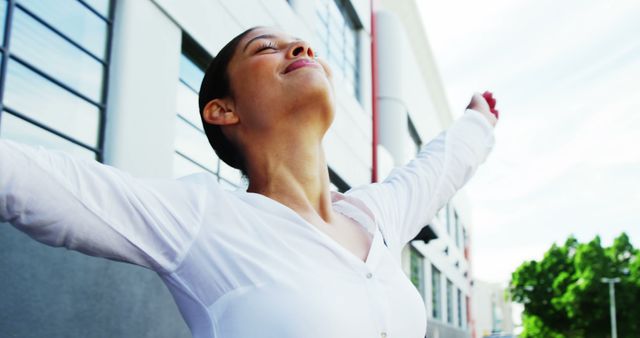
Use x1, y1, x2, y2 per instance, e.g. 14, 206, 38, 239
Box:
202, 99, 239, 126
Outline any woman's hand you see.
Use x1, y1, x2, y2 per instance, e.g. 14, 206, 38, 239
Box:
466, 91, 499, 127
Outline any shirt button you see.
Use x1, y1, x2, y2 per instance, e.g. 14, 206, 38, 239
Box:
366, 272, 373, 279
380, 332, 387, 338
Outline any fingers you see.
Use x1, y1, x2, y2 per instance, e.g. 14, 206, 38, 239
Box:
482, 90, 499, 119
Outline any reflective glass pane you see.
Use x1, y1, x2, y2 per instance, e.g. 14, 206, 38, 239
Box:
174, 116, 218, 171
432, 266, 441, 319
82, 0, 110, 18
446, 279, 454, 323
328, 2, 342, 24
344, 26, 355, 47
176, 81, 202, 129
315, 28, 329, 58
0, 112, 95, 160
179, 54, 204, 93
316, 0, 359, 102
346, 50, 356, 69
0, 0, 7, 44
315, 1, 328, 24
11, 7, 104, 102
329, 37, 343, 63
173, 152, 210, 178
4, 59, 100, 146
329, 55, 343, 81
18, 0, 108, 59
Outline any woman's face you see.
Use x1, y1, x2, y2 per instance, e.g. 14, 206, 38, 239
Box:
225, 27, 334, 139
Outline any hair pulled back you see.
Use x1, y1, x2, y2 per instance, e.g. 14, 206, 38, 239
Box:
198, 27, 259, 177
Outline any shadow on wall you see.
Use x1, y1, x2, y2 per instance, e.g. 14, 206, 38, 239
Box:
0, 223, 190, 338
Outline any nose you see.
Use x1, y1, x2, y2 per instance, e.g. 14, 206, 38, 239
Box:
287, 40, 315, 59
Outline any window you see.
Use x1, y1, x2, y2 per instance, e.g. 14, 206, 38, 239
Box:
446, 279, 454, 324
410, 247, 425, 297
431, 265, 441, 319
0, 0, 113, 161
315, 0, 360, 100
457, 288, 463, 328
462, 226, 469, 259
466, 295, 471, 329
462, 227, 468, 247
176, 34, 245, 190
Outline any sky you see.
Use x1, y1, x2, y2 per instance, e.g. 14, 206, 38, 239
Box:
417, 0, 640, 283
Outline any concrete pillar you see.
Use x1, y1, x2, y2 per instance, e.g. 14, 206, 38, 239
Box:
104, 0, 181, 178
375, 10, 412, 166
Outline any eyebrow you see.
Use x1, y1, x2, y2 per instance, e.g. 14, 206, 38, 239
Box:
242, 34, 303, 52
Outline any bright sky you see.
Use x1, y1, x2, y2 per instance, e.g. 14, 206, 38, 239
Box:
418, 0, 640, 283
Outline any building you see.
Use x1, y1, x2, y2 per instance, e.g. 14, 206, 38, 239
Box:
472, 280, 518, 338
0, 0, 474, 336
375, 1, 475, 338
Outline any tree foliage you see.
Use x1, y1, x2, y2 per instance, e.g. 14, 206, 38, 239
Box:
510, 233, 640, 338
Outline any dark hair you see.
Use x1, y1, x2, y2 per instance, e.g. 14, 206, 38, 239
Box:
198, 27, 259, 177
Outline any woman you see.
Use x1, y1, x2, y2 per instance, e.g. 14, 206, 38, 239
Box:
0, 27, 498, 337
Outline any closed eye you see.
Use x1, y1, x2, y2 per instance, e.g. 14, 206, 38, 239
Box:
256, 41, 278, 53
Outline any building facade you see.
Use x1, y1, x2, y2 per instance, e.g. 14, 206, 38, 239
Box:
376, 1, 475, 338
472, 280, 518, 338
0, 0, 474, 336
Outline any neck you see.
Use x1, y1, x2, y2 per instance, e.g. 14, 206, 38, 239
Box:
244, 132, 334, 223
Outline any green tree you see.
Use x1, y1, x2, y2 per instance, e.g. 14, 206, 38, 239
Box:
510, 233, 639, 338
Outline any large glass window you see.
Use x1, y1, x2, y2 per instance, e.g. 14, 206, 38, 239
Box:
457, 288, 464, 328
315, 0, 360, 100
176, 35, 245, 190
446, 279, 454, 324
410, 247, 425, 297
431, 265, 441, 319
0, 0, 113, 161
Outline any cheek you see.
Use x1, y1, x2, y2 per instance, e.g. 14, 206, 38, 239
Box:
230, 58, 283, 128
235, 59, 281, 100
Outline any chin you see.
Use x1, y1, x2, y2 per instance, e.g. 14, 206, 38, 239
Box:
285, 74, 335, 129
288, 70, 333, 101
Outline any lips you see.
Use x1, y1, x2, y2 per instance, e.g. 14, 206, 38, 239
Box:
284, 59, 320, 74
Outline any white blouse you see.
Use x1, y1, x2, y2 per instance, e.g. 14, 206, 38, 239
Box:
0, 109, 494, 338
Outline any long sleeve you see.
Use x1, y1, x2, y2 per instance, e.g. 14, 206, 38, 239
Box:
346, 109, 495, 253
0, 140, 213, 273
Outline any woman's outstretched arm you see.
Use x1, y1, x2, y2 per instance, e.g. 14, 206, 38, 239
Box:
346, 92, 498, 253
0, 140, 212, 273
